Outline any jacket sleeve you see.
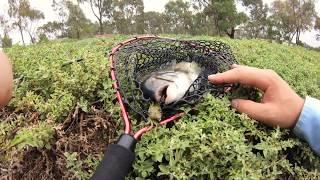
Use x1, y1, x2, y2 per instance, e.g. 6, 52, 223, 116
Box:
293, 96, 320, 156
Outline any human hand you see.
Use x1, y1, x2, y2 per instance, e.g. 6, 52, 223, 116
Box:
208, 64, 304, 128
0, 52, 13, 107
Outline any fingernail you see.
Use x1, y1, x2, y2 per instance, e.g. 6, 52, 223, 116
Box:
231, 64, 241, 68
208, 73, 221, 79
231, 99, 238, 109
208, 75, 215, 79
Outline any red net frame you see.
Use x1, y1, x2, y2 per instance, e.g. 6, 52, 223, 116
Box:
109, 35, 237, 139
109, 35, 185, 139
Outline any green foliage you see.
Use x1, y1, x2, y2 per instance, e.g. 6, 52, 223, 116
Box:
112, 0, 144, 34
77, 0, 113, 35
37, 33, 49, 43
164, 0, 192, 34
65, 1, 94, 39
37, 21, 64, 39
132, 95, 320, 179
64, 152, 101, 180
1, 36, 129, 178
8, 121, 54, 150
192, 0, 248, 37
3, 0, 319, 43
6, 38, 120, 121
1, 35, 320, 179
8, 0, 44, 44
269, 0, 317, 43
0, 33, 13, 48
144, 11, 164, 34
225, 38, 320, 98
241, 0, 269, 38
315, 17, 320, 40
0, 115, 24, 148
129, 35, 320, 179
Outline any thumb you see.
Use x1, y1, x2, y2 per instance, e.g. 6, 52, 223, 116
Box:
231, 99, 271, 124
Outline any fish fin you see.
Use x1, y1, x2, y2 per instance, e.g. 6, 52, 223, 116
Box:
154, 71, 177, 82
174, 61, 201, 75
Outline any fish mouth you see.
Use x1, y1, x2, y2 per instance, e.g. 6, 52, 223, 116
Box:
157, 85, 169, 104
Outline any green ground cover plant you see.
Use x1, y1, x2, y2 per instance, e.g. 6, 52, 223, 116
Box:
0, 35, 319, 179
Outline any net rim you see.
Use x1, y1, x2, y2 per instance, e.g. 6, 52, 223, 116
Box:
109, 35, 237, 135
109, 35, 160, 134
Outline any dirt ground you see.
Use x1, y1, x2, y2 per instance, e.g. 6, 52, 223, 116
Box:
0, 103, 121, 180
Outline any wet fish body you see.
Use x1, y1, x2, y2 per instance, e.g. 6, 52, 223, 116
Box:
141, 62, 201, 104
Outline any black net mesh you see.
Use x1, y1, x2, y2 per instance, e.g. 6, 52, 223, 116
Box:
111, 37, 238, 121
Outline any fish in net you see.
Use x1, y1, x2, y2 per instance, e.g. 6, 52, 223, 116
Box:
110, 36, 238, 121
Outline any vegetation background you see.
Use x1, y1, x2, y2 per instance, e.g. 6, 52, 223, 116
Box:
0, 0, 320, 179
0, 0, 320, 47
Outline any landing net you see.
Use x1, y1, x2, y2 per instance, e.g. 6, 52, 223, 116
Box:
110, 36, 238, 121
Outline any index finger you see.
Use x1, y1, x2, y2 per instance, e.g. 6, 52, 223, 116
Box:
208, 65, 271, 91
